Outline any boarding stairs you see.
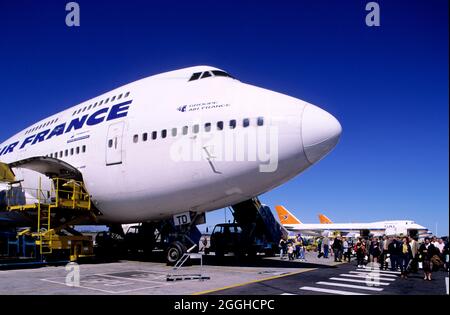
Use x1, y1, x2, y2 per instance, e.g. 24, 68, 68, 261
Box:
231, 197, 288, 252
166, 244, 210, 281
36, 205, 53, 254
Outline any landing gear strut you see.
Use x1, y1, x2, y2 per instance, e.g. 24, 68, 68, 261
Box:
98, 213, 204, 264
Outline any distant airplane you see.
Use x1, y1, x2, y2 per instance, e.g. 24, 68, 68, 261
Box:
275, 205, 428, 237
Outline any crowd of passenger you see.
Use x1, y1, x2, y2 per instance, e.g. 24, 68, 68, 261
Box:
279, 234, 449, 281
279, 235, 307, 261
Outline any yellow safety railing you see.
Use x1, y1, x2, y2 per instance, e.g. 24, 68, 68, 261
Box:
37, 177, 52, 254
6, 186, 50, 210
5, 177, 91, 211
53, 178, 91, 210
6, 177, 92, 256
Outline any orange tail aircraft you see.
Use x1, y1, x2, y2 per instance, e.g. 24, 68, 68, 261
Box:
318, 214, 333, 224
275, 205, 302, 225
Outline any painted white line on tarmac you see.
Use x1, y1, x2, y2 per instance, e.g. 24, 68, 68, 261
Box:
98, 274, 169, 285
339, 274, 396, 281
40, 278, 162, 294
329, 277, 390, 286
357, 268, 400, 274
316, 281, 384, 292
350, 271, 397, 277
299, 286, 369, 295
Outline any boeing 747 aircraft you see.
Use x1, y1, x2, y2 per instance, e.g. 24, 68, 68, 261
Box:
0, 66, 342, 261
275, 205, 428, 237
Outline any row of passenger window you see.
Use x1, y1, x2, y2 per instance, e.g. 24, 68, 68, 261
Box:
25, 118, 59, 135
46, 145, 87, 159
132, 117, 264, 143
24, 91, 131, 136
72, 91, 131, 116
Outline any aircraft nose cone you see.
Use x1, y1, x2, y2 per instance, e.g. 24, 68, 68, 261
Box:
302, 104, 342, 164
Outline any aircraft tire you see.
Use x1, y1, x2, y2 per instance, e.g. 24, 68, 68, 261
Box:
166, 241, 186, 265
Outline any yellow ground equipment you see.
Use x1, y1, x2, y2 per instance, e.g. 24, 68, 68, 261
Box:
0, 162, 16, 183
3, 175, 94, 261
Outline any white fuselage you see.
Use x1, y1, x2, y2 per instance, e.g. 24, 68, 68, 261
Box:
283, 220, 428, 236
0, 66, 342, 223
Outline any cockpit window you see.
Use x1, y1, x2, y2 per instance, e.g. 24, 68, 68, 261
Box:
188, 70, 235, 82
212, 70, 235, 79
201, 71, 212, 79
188, 72, 202, 81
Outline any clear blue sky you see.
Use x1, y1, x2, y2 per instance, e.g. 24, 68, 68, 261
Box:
0, 1, 448, 236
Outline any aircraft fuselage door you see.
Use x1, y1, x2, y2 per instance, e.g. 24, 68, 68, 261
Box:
106, 122, 125, 166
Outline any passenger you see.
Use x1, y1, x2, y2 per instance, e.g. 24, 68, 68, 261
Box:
362, 239, 370, 266
332, 235, 343, 262
409, 237, 420, 273
399, 237, 413, 279
431, 236, 439, 248
435, 238, 445, 260
298, 237, 306, 261
317, 237, 322, 256
419, 237, 438, 281
279, 238, 287, 260
347, 238, 354, 262
329, 238, 334, 258
342, 237, 350, 262
430, 244, 444, 272
379, 236, 390, 270
295, 236, 302, 259
287, 243, 295, 260
302, 242, 307, 261
369, 237, 381, 265
388, 236, 401, 271
330, 237, 335, 258
322, 236, 330, 259
355, 238, 365, 268
444, 241, 449, 272
200, 236, 208, 252
426, 237, 444, 272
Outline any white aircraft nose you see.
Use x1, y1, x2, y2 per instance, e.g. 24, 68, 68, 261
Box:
302, 104, 342, 164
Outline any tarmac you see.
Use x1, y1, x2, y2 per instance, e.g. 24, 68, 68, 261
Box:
0, 252, 447, 295
209, 258, 449, 295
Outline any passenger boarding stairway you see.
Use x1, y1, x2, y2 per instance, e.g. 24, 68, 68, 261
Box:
231, 197, 288, 254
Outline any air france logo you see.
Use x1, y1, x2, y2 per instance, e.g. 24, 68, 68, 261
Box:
177, 105, 187, 112
0, 100, 132, 156
176, 101, 231, 113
